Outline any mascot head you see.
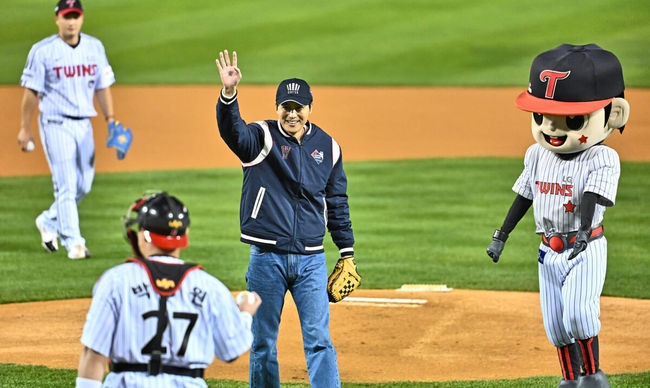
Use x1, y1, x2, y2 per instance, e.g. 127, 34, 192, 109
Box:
516, 44, 629, 154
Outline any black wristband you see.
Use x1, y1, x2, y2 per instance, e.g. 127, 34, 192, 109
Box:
493, 229, 509, 242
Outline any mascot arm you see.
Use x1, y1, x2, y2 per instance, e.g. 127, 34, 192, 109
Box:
500, 194, 533, 235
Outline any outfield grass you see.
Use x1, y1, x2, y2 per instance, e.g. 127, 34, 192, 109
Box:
1, 364, 649, 388
2, 0, 649, 86
1, 158, 648, 304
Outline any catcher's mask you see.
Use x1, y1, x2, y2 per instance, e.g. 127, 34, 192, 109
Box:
122, 191, 190, 257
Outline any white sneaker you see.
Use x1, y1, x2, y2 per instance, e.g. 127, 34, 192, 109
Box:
68, 245, 91, 260
35, 216, 58, 253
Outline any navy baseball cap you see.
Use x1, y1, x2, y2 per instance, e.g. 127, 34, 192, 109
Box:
276, 78, 313, 106
516, 44, 625, 115
55, 0, 83, 16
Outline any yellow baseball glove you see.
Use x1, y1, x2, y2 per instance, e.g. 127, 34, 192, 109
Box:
327, 257, 361, 303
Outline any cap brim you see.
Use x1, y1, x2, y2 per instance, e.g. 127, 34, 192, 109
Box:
58, 8, 83, 16
516, 91, 612, 115
277, 98, 310, 106
149, 231, 188, 250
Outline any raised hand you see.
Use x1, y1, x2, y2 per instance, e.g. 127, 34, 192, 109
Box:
216, 50, 242, 97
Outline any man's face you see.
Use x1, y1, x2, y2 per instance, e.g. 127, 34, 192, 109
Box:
55, 12, 83, 40
530, 108, 614, 154
277, 101, 311, 137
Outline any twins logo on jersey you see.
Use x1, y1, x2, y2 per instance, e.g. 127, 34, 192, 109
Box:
535, 180, 573, 196
53, 64, 98, 79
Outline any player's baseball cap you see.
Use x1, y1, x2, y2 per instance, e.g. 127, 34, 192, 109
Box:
126, 192, 190, 250
516, 44, 625, 115
55, 0, 83, 16
276, 78, 313, 106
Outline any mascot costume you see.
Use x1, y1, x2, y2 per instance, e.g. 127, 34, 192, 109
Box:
486, 44, 630, 388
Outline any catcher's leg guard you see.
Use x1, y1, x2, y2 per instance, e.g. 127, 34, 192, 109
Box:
577, 370, 610, 388
576, 336, 600, 376
557, 342, 583, 382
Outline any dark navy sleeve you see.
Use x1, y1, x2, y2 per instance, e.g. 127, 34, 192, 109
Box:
216, 89, 265, 163
325, 151, 355, 257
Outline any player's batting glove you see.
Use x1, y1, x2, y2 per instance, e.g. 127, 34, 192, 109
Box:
106, 121, 133, 160
487, 229, 508, 263
327, 256, 361, 303
568, 230, 589, 260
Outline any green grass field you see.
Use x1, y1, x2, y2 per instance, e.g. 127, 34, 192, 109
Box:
2, 363, 650, 387
1, 159, 649, 386
2, 1, 649, 386
2, 0, 649, 86
2, 158, 649, 304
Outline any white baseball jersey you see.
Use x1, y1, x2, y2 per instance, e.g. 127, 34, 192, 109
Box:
513, 144, 620, 234
21, 32, 114, 251
512, 143, 620, 346
81, 256, 253, 387
21, 33, 115, 118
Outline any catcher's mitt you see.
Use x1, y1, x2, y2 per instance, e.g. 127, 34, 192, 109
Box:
327, 257, 361, 303
106, 121, 133, 160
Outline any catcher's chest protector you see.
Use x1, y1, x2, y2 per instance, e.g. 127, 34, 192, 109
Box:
125, 257, 202, 375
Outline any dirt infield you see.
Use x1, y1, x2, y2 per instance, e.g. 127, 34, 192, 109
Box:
1, 289, 649, 382
1, 86, 649, 382
1, 86, 648, 177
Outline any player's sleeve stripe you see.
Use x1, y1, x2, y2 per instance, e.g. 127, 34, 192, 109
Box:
241, 121, 273, 167
219, 89, 238, 105
332, 138, 341, 166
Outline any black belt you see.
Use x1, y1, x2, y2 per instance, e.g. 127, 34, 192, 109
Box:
110, 362, 205, 378
63, 115, 87, 120
541, 225, 604, 252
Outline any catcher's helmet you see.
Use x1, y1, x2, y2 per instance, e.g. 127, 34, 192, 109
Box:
122, 191, 190, 256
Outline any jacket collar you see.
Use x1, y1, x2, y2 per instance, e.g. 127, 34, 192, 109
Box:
276, 120, 312, 141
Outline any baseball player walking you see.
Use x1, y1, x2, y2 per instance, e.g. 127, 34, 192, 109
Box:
18, 0, 131, 259
76, 191, 261, 388
487, 44, 630, 388
215, 50, 358, 388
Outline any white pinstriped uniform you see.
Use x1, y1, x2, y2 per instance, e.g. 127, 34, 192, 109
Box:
80, 256, 253, 387
513, 143, 620, 346
21, 33, 114, 250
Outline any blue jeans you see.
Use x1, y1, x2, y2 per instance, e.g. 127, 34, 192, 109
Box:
247, 245, 340, 388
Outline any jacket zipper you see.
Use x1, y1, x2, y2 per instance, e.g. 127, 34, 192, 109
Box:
292, 142, 303, 247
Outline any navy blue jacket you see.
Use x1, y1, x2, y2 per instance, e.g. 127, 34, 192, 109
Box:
216, 91, 354, 256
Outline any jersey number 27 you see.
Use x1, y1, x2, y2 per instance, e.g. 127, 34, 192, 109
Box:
141, 311, 198, 357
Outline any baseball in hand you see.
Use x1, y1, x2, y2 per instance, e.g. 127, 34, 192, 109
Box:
24, 140, 35, 152
236, 291, 256, 304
